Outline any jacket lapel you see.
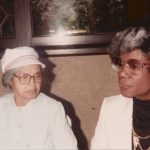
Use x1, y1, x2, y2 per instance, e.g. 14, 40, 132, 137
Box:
117, 97, 133, 149
109, 96, 133, 149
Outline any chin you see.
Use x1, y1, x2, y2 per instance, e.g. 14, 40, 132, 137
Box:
26, 91, 39, 99
120, 91, 134, 98
27, 92, 39, 100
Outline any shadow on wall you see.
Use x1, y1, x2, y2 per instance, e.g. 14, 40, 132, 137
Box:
38, 52, 88, 150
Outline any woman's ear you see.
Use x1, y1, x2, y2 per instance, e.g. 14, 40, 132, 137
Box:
8, 78, 13, 89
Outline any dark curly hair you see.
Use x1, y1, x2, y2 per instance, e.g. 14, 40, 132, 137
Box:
108, 27, 150, 61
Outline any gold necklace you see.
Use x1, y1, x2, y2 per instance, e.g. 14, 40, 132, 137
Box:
132, 128, 150, 150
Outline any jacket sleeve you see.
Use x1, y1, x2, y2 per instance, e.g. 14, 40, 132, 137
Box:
52, 102, 78, 149
91, 98, 109, 149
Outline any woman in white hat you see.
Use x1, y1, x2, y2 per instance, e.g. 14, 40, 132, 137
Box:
0, 46, 77, 149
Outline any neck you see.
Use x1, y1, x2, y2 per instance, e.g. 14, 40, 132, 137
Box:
14, 96, 30, 106
134, 97, 150, 102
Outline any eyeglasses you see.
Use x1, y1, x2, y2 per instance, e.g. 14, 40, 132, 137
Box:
13, 72, 42, 84
111, 57, 150, 74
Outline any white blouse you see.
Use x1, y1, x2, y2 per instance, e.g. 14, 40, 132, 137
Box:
0, 93, 77, 149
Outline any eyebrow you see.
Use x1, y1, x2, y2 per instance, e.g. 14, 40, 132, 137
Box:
16, 71, 41, 76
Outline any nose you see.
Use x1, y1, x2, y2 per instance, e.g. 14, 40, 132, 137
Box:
118, 64, 131, 77
28, 76, 36, 85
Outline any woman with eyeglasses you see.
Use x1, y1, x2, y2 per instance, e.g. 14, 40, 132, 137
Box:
0, 46, 77, 149
91, 27, 150, 150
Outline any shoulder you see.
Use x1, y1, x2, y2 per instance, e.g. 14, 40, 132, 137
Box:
103, 94, 132, 106
36, 93, 64, 111
35, 93, 67, 124
0, 93, 13, 103
100, 94, 132, 115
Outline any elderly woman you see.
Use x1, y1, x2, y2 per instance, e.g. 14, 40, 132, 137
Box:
0, 46, 77, 149
91, 27, 150, 149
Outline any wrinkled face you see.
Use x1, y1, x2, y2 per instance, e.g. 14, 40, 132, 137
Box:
118, 49, 150, 100
10, 64, 42, 104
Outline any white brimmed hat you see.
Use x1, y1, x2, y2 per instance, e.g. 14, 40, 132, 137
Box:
1, 46, 45, 74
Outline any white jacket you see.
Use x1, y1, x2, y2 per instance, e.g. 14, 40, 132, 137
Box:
0, 93, 77, 149
91, 95, 133, 150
